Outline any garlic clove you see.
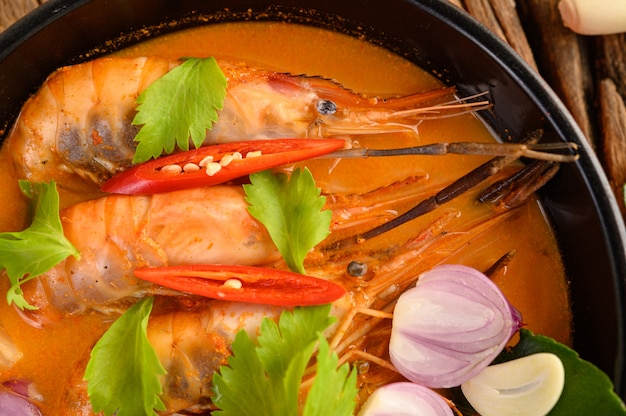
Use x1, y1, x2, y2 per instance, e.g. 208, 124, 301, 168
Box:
461, 352, 565, 416
559, 0, 626, 35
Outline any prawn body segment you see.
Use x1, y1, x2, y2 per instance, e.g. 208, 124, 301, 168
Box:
22, 186, 281, 315
60, 299, 284, 414
147, 301, 283, 412
9, 57, 174, 188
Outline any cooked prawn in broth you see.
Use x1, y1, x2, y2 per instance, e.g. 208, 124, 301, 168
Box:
0, 22, 571, 415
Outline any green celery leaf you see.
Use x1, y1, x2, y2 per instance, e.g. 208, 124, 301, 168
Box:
0, 180, 80, 310
131, 57, 227, 163
212, 305, 355, 416
494, 329, 626, 415
84, 297, 166, 416
244, 168, 332, 274
303, 335, 358, 416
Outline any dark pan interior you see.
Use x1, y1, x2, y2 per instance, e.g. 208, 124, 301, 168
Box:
1, 0, 625, 396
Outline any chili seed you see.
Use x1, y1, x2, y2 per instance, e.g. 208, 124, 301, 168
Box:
161, 164, 183, 174
223, 278, 243, 289
205, 162, 222, 176
182, 163, 200, 172
198, 155, 214, 167
246, 150, 262, 158
220, 154, 234, 166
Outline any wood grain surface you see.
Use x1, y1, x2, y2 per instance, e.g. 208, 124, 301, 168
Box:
1, 0, 625, 215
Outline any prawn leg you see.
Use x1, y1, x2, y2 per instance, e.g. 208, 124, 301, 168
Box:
478, 159, 561, 210
335, 130, 566, 247
335, 154, 514, 247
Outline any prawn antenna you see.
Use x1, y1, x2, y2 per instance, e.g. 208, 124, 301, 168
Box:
324, 137, 579, 163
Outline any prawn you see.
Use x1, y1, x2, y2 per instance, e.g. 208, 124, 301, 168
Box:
5, 56, 491, 192
18, 155, 533, 325
18, 175, 430, 320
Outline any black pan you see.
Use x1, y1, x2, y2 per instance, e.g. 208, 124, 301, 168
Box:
1, 0, 625, 397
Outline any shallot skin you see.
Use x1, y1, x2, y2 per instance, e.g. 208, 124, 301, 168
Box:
389, 264, 522, 388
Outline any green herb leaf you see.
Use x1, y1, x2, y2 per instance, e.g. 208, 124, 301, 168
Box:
212, 305, 357, 416
244, 168, 332, 274
0, 180, 80, 310
255, 305, 337, 413
212, 330, 278, 415
304, 335, 358, 416
495, 329, 626, 416
256, 304, 336, 378
84, 297, 166, 416
131, 57, 227, 163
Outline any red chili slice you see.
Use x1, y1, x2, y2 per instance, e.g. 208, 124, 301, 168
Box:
134, 264, 346, 306
101, 138, 345, 194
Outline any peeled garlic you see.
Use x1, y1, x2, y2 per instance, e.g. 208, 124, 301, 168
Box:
461, 353, 565, 416
559, 0, 626, 35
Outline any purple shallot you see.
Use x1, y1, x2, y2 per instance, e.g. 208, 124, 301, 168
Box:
389, 264, 522, 388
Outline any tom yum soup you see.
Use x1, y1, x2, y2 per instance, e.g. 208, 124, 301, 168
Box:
0, 21, 620, 416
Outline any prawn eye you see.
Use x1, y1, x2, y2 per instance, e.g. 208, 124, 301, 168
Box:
347, 261, 368, 277
316, 99, 337, 115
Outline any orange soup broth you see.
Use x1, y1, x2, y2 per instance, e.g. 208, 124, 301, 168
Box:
0, 22, 571, 413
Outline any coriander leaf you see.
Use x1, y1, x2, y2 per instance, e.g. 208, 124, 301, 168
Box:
256, 304, 335, 378
0, 180, 80, 310
212, 305, 355, 416
131, 57, 227, 163
212, 330, 278, 415
84, 297, 166, 416
256, 305, 336, 412
244, 168, 332, 274
495, 329, 626, 416
304, 335, 358, 416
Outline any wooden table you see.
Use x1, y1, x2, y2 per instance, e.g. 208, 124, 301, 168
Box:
2, 0, 626, 219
